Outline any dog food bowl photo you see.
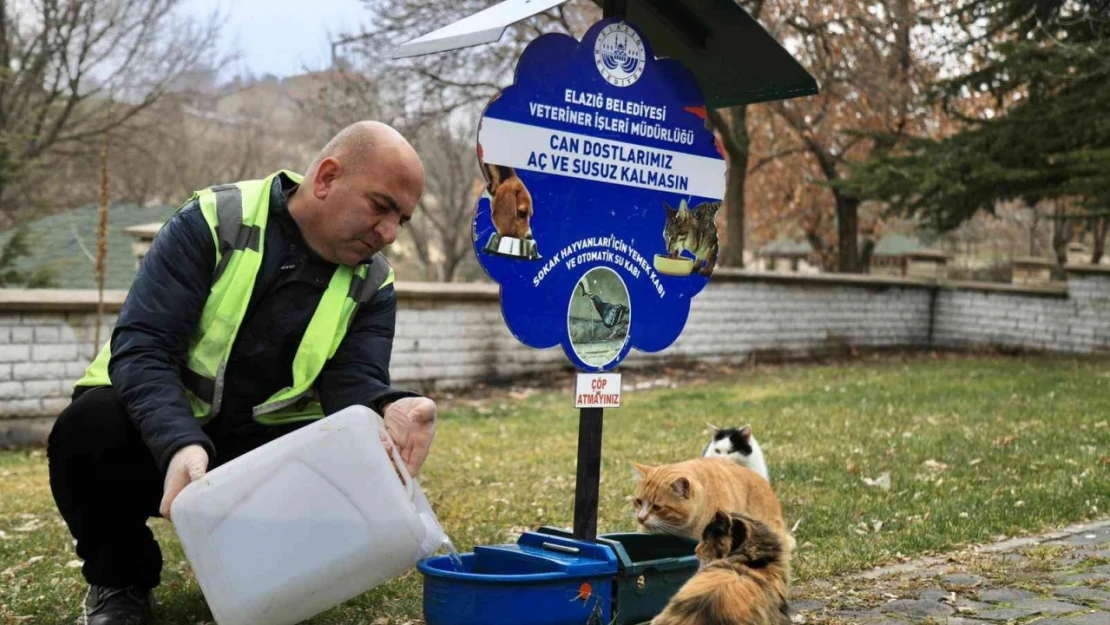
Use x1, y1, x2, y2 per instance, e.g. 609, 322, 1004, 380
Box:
653, 254, 694, 276
484, 233, 541, 260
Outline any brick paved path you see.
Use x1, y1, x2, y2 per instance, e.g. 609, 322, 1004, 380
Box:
790, 519, 1110, 625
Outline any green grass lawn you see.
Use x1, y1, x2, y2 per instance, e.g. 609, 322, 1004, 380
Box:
2, 353, 1109, 624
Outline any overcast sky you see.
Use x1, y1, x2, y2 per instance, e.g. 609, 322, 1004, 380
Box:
184, 0, 376, 79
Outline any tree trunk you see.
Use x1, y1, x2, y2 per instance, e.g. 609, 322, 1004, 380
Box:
858, 236, 876, 274
441, 242, 466, 282
1092, 217, 1107, 265
1051, 201, 1073, 278
1028, 209, 1041, 256
95, 135, 110, 351
707, 106, 749, 268
703, 0, 763, 269
835, 192, 860, 273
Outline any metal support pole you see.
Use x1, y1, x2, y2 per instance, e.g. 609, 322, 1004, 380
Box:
572, 406, 604, 541
571, 0, 625, 547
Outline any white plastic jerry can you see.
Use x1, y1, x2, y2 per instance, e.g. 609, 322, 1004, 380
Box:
171, 404, 446, 625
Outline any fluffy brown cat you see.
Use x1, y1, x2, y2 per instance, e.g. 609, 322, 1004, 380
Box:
652, 511, 791, 625
631, 458, 791, 550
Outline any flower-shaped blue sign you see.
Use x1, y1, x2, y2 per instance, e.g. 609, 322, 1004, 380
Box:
473, 18, 726, 372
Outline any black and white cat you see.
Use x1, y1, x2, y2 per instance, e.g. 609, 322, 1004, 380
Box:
702, 425, 770, 482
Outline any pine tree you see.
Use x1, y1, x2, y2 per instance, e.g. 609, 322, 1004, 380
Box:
846, 1, 1109, 262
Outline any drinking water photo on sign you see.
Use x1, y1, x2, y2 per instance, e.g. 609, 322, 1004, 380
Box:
568, 267, 630, 367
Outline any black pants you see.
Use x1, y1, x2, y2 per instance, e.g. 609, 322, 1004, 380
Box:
47, 387, 303, 590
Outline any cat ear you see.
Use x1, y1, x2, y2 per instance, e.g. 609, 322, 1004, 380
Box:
630, 462, 652, 479
663, 202, 676, 217
703, 510, 731, 540
670, 477, 691, 499
738, 425, 752, 440
730, 515, 749, 547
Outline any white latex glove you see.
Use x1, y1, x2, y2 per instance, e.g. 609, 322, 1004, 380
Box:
160, 444, 209, 521
382, 397, 437, 476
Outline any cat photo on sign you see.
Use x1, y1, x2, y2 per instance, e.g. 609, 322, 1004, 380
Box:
654, 198, 720, 277
568, 268, 631, 368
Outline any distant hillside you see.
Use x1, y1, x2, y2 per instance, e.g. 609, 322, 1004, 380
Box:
0, 204, 179, 290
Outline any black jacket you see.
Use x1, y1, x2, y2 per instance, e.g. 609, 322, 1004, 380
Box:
106, 173, 418, 472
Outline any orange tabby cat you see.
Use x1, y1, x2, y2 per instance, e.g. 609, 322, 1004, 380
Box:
631, 458, 790, 550
652, 510, 791, 625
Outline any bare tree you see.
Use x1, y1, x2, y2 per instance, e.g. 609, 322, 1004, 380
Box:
356, 0, 598, 128
403, 121, 482, 281
747, 0, 940, 272
999, 202, 1051, 258
0, 0, 220, 225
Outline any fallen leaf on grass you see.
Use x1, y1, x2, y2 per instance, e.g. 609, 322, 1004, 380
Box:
969, 458, 982, 466
994, 434, 1018, 447
862, 472, 891, 490
14, 519, 41, 533
2, 555, 46, 577
66, 560, 83, 569
922, 459, 949, 473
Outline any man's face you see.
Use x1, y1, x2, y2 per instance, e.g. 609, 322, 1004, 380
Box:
314, 155, 421, 266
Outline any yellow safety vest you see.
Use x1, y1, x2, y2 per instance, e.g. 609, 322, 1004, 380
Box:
75, 170, 396, 425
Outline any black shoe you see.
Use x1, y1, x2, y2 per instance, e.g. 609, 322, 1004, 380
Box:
83, 585, 154, 625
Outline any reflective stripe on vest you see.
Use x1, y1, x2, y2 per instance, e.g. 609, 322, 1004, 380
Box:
74, 170, 396, 426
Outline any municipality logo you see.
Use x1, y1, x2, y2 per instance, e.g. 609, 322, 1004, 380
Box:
594, 22, 646, 87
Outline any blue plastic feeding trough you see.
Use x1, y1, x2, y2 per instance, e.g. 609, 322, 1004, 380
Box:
419, 529, 700, 625
419, 532, 618, 625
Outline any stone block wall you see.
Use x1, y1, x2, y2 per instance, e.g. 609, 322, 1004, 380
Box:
1, 266, 1107, 444
934, 266, 1110, 353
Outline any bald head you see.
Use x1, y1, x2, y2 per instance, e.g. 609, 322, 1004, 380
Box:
308, 121, 425, 191
289, 121, 426, 266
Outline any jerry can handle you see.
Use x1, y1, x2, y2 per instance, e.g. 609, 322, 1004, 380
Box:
385, 434, 417, 502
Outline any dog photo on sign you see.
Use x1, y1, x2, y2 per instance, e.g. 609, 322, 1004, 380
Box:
479, 160, 542, 260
